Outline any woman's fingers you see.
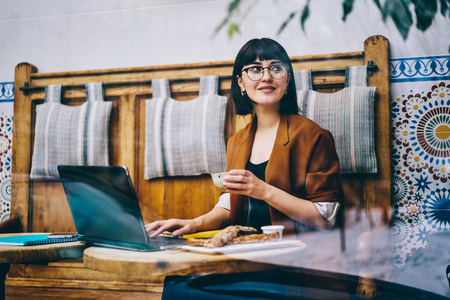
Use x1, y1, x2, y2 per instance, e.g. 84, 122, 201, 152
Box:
172, 226, 194, 237
224, 169, 255, 189
145, 219, 182, 238
223, 181, 248, 190
145, 220, 165, 233
225, 169, 252, 184
227, 169, 251, 178
145, 219, 198, 238
224, 169, 268, 199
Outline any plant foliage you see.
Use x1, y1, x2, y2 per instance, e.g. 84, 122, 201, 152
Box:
216, 0, 450, 40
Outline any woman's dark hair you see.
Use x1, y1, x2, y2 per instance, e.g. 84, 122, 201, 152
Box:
231, 38, 298, 115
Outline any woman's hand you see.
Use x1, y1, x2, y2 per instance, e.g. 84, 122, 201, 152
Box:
145, 219, 198, 238
223, 169, 271, 200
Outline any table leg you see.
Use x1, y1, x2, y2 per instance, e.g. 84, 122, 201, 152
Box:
0, 263, 10, 300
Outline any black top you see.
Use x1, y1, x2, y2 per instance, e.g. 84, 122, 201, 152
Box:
245, 160, 271, 232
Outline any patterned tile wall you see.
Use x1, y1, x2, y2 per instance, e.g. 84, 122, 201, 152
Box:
0, 82, 13, 223
390, 55, 450, 266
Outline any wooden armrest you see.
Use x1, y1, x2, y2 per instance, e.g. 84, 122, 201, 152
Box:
0, 214, 21, 233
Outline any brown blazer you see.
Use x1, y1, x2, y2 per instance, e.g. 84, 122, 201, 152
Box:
226, 114, 343, 237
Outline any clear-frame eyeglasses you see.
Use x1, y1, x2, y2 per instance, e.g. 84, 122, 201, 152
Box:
241, 64, 287, 81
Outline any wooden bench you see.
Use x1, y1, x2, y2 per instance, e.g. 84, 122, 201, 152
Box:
7, 35, 390, 294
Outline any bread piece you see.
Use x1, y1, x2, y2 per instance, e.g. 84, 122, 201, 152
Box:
227, 232, 279, 244
203, 225, 257, 248
187, 225, 259, 248
186, 238, 209, 247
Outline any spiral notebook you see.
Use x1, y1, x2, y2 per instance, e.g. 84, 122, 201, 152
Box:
0, 234, 79, 246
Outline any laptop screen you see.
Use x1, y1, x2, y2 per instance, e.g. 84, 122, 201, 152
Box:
58, 165, 150, 246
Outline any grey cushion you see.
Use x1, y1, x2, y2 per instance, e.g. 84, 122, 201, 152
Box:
144, 76, 227, 179
295, 66, 378, 173
30, 83, 112, 178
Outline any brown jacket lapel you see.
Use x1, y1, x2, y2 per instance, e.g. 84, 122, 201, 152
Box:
265, 115, 296, 235
228, 115, 296, 235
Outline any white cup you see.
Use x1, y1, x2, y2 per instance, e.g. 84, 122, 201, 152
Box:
211, 172, 229, 192
261, 225, 285, 240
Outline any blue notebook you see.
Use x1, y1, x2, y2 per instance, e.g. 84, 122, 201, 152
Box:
0, 234, 79, 246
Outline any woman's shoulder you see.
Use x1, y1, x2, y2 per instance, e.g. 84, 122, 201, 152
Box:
286, 114, 334, 142
227, 119, 253, 146
287, 114, 329, 133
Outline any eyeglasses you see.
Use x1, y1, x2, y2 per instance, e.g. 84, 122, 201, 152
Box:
241, 64, 287, 81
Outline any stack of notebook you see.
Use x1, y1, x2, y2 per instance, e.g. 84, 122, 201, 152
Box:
0, 234, 79, 246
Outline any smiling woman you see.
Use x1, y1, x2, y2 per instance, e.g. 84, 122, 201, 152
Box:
146, 38, 343, 241
144, 37, 344, 300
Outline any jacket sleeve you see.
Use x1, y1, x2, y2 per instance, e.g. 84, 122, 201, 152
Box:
301, 130, 342, 203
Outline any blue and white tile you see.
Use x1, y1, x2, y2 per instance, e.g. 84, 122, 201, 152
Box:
0, 111, 12, 223
0, 83, 14, 102
390, 55, 450, 266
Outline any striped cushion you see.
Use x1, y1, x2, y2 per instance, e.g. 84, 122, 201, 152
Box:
144, 76, 227, 179
295, 66, 377, 173
30, 83, 112, 178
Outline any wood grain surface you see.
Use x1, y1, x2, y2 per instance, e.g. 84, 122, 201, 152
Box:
83, 244, 307, 277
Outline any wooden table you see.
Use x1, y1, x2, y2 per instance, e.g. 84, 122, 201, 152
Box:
0, 233, 86, 300
83, 241, 307, 278
83, 241, 449, 300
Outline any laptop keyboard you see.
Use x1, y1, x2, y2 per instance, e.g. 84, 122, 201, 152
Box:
147, 236, 187, 249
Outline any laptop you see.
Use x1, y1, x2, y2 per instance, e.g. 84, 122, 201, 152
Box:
57, 165, 186, 251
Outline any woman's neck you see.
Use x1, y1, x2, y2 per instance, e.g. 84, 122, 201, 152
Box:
249, 109, 281, 164
254, 108, 281, 131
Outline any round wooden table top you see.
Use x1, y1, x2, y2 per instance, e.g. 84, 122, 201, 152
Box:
0, 233, 86, 264
83, 241, 307, 277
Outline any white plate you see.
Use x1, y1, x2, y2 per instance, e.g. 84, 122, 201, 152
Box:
180, 240, 306, 255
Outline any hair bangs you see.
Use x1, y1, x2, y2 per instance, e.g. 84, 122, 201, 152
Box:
241, 40, 289, 66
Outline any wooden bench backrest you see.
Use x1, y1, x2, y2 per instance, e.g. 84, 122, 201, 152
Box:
12, 35, 390, 233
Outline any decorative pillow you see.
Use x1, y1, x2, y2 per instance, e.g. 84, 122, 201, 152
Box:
144, 76, 227, 179
295, 66, 378, 173
30, 83, 112, 178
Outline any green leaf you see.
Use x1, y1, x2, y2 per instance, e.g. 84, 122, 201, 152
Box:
214, 15, 231, 34
214, 0, 240, 35
278, 12, 298, 35
342, 0, 355, 21
228, 0, 242, 13
438, 0, 450, 17
412, 0, 438, 31
373, 0, 383, 11
377, 0, 390, 21
228, 23, 240, 39
384, 0, 413, 39
300, 3, 310, 31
